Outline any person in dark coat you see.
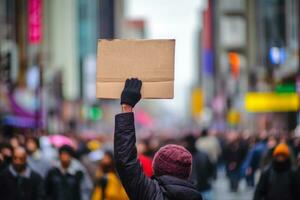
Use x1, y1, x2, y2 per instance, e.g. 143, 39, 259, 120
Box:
224, 134, 247, 192
45, 145, 85, 200
253, 143, 300, 200
114, 78, 202, 200
184, 135, 214, 200
0, 146, 45, 200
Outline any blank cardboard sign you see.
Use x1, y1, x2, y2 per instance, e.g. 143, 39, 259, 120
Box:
96, 39, 175, 99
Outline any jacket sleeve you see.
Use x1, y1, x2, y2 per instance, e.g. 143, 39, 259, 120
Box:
114, 112, 158, 200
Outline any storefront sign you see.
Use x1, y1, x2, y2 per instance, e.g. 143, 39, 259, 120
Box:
28, 0, 42, 44
245, 92, 299, 112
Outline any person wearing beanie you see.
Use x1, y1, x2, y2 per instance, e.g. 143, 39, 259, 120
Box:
272, 142, 290, 157
253, 143, 300, 200
114, 78, 202, 200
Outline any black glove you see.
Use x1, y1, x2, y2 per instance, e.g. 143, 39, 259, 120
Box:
121, 78, 142, 107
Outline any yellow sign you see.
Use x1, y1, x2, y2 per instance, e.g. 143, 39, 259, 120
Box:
192, 88, 203, 117
245, 92, 299, 112
227, 109, 241, 125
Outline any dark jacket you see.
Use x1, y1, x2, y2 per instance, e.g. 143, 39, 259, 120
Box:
189, 150, 214, 192
45, 167, 83, 200
253, 162, 299, 200
114, 113, 202, 200
224, 140, 247, 173
0, 165, 45, 200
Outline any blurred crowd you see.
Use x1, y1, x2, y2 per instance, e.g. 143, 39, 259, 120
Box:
0, 128, 300, 200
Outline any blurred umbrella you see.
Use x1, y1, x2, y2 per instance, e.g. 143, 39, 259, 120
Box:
48, 135, 75, 148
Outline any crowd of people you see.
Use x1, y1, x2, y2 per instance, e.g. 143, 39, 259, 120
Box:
1, 80, 300, 200
1, 127, 300, 200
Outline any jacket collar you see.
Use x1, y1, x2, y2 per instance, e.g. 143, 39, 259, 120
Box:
9, 165, 31, 178
155, 175, 197, 188
57, 159, 77, 175
154, 175, 202, 200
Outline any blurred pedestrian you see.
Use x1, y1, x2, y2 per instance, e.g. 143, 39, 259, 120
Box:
292, 137, 300, 158
184, 135, 214, 200
0, 142, 13, 172
114, 78, 202, 200
45, 145, 92, 200
224, 133, 247, 192
137, 141, 153, 177
92, 151, 128, 200
253, 143, 300, 200
80, 139, 102, 182
243, 132, 268, 188
26, 137, 51, 178
196, 129, 221, 179
0, 146, 45, 200
260, 136, 278, 169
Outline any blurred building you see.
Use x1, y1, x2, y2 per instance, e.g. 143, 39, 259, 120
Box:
0, 0, 151, 135
198, 0, 299, 131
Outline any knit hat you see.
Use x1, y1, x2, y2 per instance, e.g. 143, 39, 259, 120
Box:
273, 143, 290, 157
152, 144, 192, 180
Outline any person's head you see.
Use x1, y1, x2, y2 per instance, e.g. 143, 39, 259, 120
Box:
273, 143, 290, 161
137, 141, 147, 155
267, 136, 277, 150
259, 130, 268, 142
59, 145, 74, 169
26, 137, 40, 155
152, 144, 192, 180
183, 134, 196, 154
201, 129, 208, 137
272, 143, 291, 171
12, 146, 27, 173
0, 142, 13, 163
10, 137, 20, 148
100, 151, 115, 173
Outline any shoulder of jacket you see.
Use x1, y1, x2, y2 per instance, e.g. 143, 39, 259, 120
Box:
48, 167, 60, 175
30, 170, 42, 178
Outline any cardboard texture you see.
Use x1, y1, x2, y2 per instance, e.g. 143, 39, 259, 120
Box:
96, 39, 175, 99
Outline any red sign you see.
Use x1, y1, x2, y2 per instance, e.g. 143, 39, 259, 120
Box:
28, 0, 42, 44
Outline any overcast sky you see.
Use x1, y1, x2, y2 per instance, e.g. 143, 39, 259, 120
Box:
125, 0, 204, 115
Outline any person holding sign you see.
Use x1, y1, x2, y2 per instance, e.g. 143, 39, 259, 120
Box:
114, 78, 202, 200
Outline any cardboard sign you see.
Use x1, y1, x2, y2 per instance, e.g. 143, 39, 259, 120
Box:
96, 39, 175, 99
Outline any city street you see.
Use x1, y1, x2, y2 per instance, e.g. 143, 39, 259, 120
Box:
213, 171, 253, 200
1, 0, 300, 200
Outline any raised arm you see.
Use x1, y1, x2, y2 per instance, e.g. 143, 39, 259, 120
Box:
114, 78, 159, 200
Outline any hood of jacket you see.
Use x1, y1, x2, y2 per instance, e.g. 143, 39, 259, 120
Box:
155, 175, 202, 200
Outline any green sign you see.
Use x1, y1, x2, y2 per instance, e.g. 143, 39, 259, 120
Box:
275, 84, 296, 93
88, 106, 103, 121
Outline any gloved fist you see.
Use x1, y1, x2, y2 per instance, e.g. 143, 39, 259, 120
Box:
121, 78, 142, 107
